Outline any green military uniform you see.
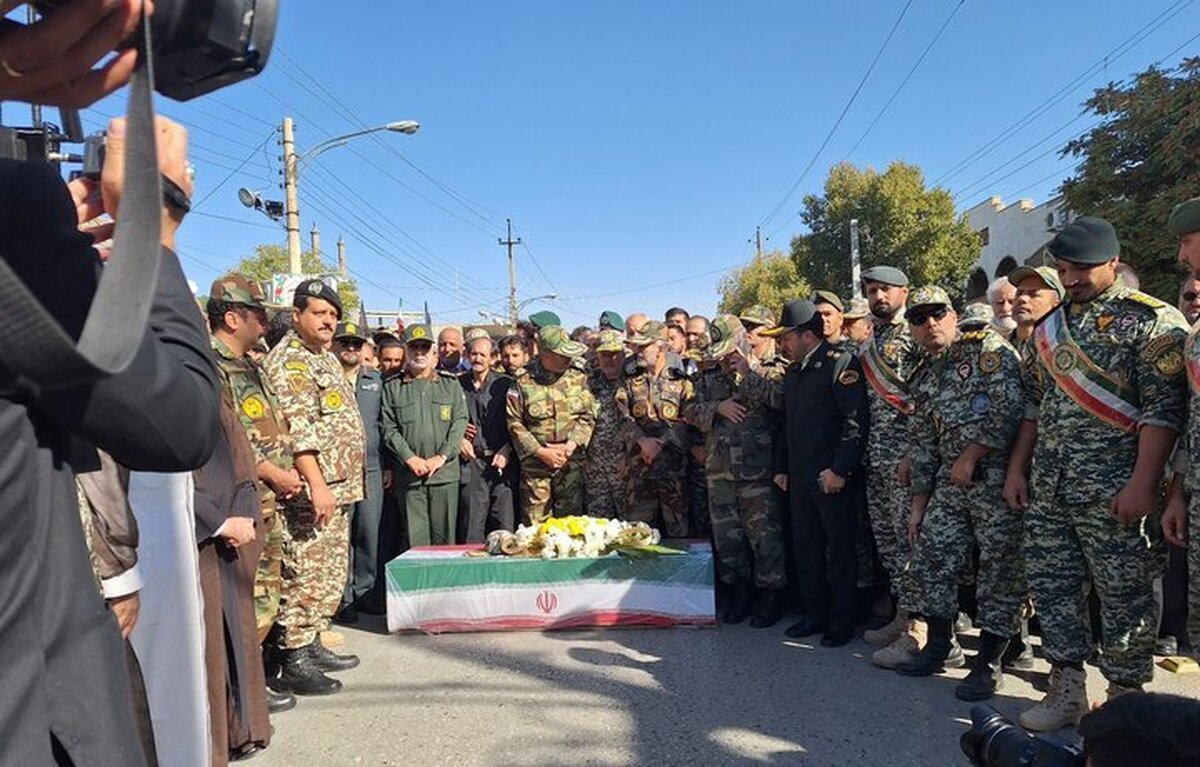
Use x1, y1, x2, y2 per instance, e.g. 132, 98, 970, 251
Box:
208, 274, 292, 641
262, 317, 365, 650
1024, 220, 1187, 688
618, 322, 694, 537
584, 329, 628, 519
381, 324, 469, 546
686, 315, 786, 591
506, 327, 596, 524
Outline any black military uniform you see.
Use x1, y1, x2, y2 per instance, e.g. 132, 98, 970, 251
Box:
768, 299, 869, 646
458, 368, 517, 542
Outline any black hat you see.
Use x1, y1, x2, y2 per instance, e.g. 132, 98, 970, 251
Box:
761, 299, 820, 337
293, 278, 343, 319
861, 265, 909, 287
1047, 216, 1120, 265
334, 321, 368, 342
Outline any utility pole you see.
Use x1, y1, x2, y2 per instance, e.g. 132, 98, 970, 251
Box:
310, 222, 321, 261
499, 218, 521, 327
282, 116, 302, 275
849, 218, 862, 299
755, 226, 763, 258
337, 236, 347, 279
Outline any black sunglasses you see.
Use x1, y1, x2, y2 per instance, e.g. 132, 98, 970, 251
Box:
1184, 291, 1198, 302
908, 306, 949, 326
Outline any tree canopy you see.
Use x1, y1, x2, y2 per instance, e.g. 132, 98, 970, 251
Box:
717, 250, 809, 316
234, 243, 360, 312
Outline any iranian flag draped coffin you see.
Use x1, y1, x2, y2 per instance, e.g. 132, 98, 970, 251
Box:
386, 541, 716, 633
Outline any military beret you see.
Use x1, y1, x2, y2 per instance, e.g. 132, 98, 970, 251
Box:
598, 310, 625, 331
957, 302, 993, 330
538, 325, 587, 358
811, 290, 844, 312
1008, 265, 1065, 300
708, 314, 746, 358
528, 310, 561, 329
843, 297, 870, 319
594, 329, 625, 353
334, 321, 368, 342
626, 320, 668, 348
1168, 197, 1200, 237
738, 304, 776, 328
861, 265, 909, 287
761, 299, 820, 337
209, 273, 265, 308
403, 324, 434, 345
1046, 216, 1119, 265
293, 278, 343, 319
907, 285, 952, 312
464, 327, 493, 345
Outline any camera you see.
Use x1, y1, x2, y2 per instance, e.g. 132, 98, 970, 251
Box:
960, 705, 1085, 767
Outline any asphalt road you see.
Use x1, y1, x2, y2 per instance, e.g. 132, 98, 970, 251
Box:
257, 617, 1200, 766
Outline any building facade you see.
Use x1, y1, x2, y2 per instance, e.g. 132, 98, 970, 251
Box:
963, 195, 1072, 299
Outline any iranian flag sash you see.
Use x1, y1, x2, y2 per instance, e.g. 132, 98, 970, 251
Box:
1034, 308, 1140, 433
861, 335, 914, 415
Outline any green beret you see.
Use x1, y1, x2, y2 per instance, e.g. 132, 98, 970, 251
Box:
528, 310, 561, 329
811, 290, 844, 311
598, 310, 625, 331
861, 265, 909, 287
1168, 197, 1200, 237
1047, 216, 1119, 265
907, 285, 952, 312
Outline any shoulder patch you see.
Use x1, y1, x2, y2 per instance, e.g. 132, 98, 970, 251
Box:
1143, 333, 1185, 376
838, 369, 859, 386
285, 361, 308, 372
288, 339, 302, 349
978, 351, 1002, 374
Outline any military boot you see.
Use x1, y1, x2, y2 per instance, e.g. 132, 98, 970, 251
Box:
1001, 620, 1034, 670
749, 588, 784, 629
896, 616, 964, 676
276, 647, 343, 696
863, 610, 906, 648
1105, 681, 1142, 701
721, 582, 754, 625
871, 617, 926, 669
307, 640, 360, 672
1019, 665, 1088, 732
955, 631, 1010, 701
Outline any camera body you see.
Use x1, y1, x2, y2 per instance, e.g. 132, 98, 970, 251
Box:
961, 706, 1085, 767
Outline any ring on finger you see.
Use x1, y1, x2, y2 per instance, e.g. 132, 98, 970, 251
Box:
0, 55, 23, 79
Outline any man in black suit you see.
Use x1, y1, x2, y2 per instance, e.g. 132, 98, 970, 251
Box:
763, 299, 869, 647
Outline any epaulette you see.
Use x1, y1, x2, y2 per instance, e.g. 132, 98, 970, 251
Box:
438, 369, 458, 379
826, 349, 839, 359
1124, 291, 1167, 310
959, 329, 988, 343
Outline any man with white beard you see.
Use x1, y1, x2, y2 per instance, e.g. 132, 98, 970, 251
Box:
987, 277, 1018, 342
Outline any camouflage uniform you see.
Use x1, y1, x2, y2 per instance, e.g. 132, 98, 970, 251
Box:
908, 328, 1026, 636
262, 329, 366, 650
1024, 283, 1187, 686
1182, 325, 1200, 653
617, 362, 694, 537
585, 366, 627, 518
506, 356, 596, 523
686, 360, 786, 589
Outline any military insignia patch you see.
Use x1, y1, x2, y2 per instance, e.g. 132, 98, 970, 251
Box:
838, 369, 859, 386
978, 351, 1001, 374
346, 323, 358, 334
307, 280, 324, 296
956, 361, 972, 381
969, 392, 990, 415
1116, 313, 1138, 332
241, 394, 266, 420
632, 402, 648, 418
324, 391, 343, 411
1143, 334, 1181, 360
1154, 348, 1185, 377
288, 374, 308, 393
1096, 315, 1114, 332
662, 402, 678, 419
440, 404, 452, 421
528, 401, 545, 418
285, 361, 308, 372
288, 339, 301, 349
1052, 346, 1076, 373
412, 326, 427, 339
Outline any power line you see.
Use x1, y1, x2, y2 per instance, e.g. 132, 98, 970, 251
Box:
757, 0, 914, 231
194, 129, 277, 209
519, 240, 558, 293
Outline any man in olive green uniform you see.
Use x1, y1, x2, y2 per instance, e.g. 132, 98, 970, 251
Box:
262, 279, 366, 696
381, 324, 469, 546
506, 325, 596, 523
207, 273, 300, 711
585, 329, 629, 518
618, 321, 694, 537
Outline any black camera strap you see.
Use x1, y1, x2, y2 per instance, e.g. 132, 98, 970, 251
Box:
0, 13, 163, 390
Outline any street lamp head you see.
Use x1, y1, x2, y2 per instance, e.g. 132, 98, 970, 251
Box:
238, 187, 259, 208
547, 293, 558, 300
386, 120, 420, 135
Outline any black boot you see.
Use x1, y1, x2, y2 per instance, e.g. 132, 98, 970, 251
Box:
896, 616, 965, 676
275, 647, 343, 695
721, 582, 754, 625
307, 640, 360, 671
266, 686, 296, 713
749, 589, 784, 629
1001, 620, 1034, 670
955, 631, 1010, 701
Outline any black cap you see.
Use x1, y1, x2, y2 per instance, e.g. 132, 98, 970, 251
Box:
861, 265, 909, 287
1047, 216, 1120, 265
334, 321, 369, 342
762, 299, 820, 337
293, 278, 343, 320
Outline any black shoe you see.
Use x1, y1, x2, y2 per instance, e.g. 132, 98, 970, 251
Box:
897, 616, 965, 677
1001, 622, 1035, 670
334, 603, 358, 625
748, 589, 784, 629
230, 744, 262, 762
784, 616, 827, 639
266, 686, 296, 713
1156, 635, 1179, 657
955, 631, 1010, 701
721, 582, 754, 625
275, 647, 342, 696
820, 628, 854, 647
307, 640, 360, 672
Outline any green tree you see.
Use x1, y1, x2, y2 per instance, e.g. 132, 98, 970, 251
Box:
234, 243, 360, 312
717, 250, 810, 315
1060, 57, 1200, 300
789, 161, 980, 299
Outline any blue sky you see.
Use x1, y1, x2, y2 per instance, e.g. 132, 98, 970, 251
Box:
75, 1, 1200, 325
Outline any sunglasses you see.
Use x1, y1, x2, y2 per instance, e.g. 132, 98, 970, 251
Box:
339, 339, 364, 350
1184, 292, 1199, 302
907, 306, 949, 326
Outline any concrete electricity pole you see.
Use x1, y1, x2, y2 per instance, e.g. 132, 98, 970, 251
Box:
282, 116, 302, 275
310, 222, 321, 262
337, 236, 347, 279
499, 218, 521, 327
850, 218, 862, 299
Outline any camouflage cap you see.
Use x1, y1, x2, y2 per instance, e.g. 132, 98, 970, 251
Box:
957, 302, 993, 329
708, 314, 746, 358
907, 285, 952, 312
626, 320, 668, 348
334, 321, 369, 342
209, 273, 265, 308
464, 327, 493, 345
1008, 265, 1065, 300
538, 324, 587, 358
594, 328, 625, 353
738, 304, 776, 329
843, 297, 869, 319
404, 323, 434, 345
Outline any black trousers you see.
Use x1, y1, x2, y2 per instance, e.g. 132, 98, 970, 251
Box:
345, 467, 386, 608
457, 458, 516, 544
790, 470, 858, 632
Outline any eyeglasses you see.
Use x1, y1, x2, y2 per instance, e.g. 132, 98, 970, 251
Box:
1183, 291, 1199, 302
907, 306, 949, 326
340, 339, 364, 350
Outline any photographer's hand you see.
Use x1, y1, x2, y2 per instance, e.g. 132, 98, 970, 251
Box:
101, 115, 192, 251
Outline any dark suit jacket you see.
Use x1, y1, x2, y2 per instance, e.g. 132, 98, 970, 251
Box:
775, 339, 869, 480
0, 159, 219, 765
